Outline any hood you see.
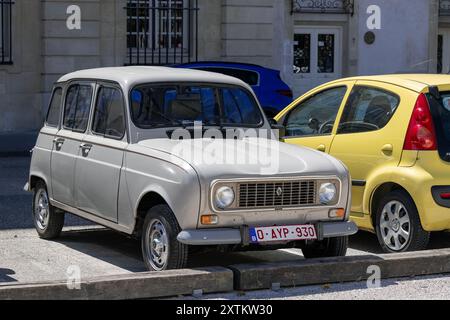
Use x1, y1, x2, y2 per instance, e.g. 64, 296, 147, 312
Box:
137, 138, 345, 181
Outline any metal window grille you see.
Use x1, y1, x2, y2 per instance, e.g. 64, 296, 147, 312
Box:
440, 0, 450, 16
0, 0, 13, 64
125, 0, 199, 66
292, 0, 354, 15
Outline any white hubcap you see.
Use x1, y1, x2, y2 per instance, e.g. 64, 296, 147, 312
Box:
380, 200, 411, 251
145, 219, 169, 271
35, 189, 50, 230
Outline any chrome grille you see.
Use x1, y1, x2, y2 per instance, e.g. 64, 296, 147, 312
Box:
238, 180, 317, 209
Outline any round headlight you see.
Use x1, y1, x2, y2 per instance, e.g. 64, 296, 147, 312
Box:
319, 183, 337, 204
215, 186, 235, 209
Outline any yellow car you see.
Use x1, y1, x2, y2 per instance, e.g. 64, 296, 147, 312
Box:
275, 74, 450, 253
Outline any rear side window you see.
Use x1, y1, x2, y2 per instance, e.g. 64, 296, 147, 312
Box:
46, 88, 62, 127
197, 67, 259, 86
428, 91, 450, 161
64, 84, 93, 132
92, 87, 126, 139
338, 86, 400, 134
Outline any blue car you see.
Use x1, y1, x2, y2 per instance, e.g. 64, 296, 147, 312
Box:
173, 62, 293, 118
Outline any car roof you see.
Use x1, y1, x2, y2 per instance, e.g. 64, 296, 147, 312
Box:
329, 74, 450, 92
175, 61, 279, 73
57, 66, 250, 90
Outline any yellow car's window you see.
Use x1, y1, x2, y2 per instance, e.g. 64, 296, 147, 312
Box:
337, 86, 400, 134
284, 86, 347, 137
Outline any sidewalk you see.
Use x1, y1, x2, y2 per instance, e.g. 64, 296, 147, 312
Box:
0, 132, 38, 157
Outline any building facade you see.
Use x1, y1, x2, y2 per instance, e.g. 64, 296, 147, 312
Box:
0, 0, 448, 135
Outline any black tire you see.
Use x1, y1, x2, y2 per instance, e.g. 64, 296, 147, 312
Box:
302, 236, 348, 259
375, 190, 430, 253
32, 182, 65, 240
141, 204, 188, 271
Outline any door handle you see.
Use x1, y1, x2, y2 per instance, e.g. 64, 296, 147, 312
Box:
317, 144, 326, 152
80, 143, 93, 156
53, 138, 65, 149
381, 144, 393, 154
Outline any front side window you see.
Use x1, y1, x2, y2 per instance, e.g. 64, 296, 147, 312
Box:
284, 86, 347, 137
63, 84, 93, 132
46, 88, 63, 127
92, 87, 126, 139
130, 84, 263, 128
338, 86, 400, 134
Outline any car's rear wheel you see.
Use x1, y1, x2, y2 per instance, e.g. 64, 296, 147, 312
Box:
375, 190, 430, 253
141, 204, 188, 271
302, 236, 348, 258
32, 182, 65, 239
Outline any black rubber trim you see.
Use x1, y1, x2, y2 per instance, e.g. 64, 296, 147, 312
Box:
431, 186, 450, 208
352, 180, 366, 187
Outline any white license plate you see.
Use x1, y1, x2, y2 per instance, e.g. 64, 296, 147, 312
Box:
249, 225, 317, 243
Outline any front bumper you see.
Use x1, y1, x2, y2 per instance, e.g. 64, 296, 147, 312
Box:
177, 221, 358, 246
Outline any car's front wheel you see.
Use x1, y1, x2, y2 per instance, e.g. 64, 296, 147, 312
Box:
32, 182, 65, 239
302, 236, 348, 258
375, 190, 430, 253
141, 204, 188, 271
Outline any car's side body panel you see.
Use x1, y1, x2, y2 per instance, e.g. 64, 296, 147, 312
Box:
278, 74, 450, 233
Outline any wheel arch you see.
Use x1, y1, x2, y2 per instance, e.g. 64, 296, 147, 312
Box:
29, 175, 49, 191
369, 182, 417, 229
133, 190, 172, 237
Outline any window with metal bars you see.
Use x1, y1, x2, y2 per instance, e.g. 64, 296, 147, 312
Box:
0, 0, 13, 64
126, 0, 198, 66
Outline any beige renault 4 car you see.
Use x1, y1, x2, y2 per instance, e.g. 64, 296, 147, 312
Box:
26, 67, 356, 271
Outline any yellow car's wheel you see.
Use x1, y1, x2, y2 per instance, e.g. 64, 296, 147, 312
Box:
375, 190, 430, 253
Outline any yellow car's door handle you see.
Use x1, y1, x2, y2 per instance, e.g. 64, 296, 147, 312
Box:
317, 144, 326, 152
381, 144, 393, 154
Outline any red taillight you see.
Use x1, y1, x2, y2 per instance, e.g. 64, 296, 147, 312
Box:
403, 93, 437, 151
276, 89, 293, 99
441, 193, 450, 200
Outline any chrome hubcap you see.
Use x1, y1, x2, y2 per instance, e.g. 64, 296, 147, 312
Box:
145, 219, 169, 271
35, 189, 50, 230
380, 200, 411, 251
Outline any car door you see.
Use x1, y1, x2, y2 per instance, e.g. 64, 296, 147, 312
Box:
279, 82, 353, 153
74, 82, 127, 223
51, 82, 94, 207
329, 81, 404, 215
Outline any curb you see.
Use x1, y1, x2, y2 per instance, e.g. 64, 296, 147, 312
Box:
0, 267, 233, 300
230, 249, 450, 291
2, 249, 450, 299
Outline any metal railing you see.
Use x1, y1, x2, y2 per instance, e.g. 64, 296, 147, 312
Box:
125, 0, 199, 66
0, 0, 13, 64
440, 0, 450, 16
292, 0, 354, 15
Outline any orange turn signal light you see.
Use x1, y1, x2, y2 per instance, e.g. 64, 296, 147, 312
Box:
201, 215, 219, 225
329, 208, 345, 218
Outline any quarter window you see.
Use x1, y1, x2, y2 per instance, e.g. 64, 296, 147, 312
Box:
284, 86, 347, 137
92, 87, 126, 139
338, 86, 400, 134
63, 84, 93, 132
197, 68, 259, 86
46, 88, 63, 127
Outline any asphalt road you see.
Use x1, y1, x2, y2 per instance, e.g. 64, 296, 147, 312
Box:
1, 156, 450, 298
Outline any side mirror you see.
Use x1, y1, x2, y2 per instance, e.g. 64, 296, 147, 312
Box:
268, 118, 286, 139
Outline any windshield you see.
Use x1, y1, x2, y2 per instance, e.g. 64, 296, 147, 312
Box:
130, 84, 263, 129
